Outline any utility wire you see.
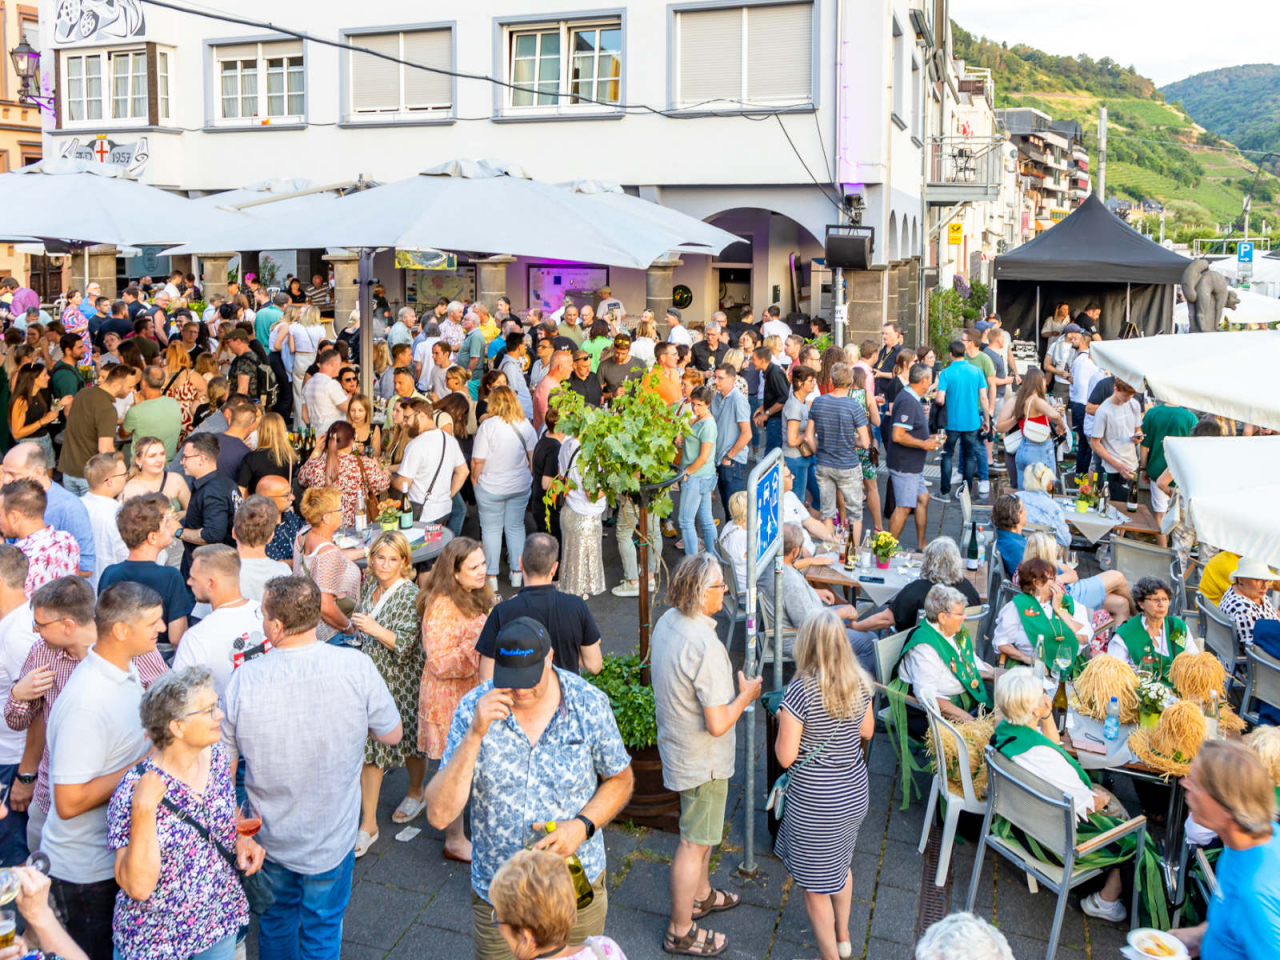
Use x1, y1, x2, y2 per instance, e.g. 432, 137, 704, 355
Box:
773, 114, 846, 215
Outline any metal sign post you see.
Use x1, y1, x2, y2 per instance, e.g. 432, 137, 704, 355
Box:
741, 450, 783, 876
1239, 240, 1254, 284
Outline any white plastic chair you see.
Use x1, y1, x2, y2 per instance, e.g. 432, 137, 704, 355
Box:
919, 699, 988, 886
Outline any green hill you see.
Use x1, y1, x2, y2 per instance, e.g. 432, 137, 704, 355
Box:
1161, 65, 1280, 160
953, 26, 1280, 234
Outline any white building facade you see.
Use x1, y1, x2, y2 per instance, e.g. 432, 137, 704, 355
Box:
37, 0, 942, 338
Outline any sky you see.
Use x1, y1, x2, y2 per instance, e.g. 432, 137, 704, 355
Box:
955, 0, 1280, 87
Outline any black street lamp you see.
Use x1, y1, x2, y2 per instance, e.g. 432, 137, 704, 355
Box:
9, 38, 53, 110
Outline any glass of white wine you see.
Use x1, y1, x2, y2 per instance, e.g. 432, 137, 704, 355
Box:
0, 851, 51, 906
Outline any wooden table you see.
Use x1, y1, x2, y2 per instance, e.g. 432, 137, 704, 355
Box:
805, 553, 990, 603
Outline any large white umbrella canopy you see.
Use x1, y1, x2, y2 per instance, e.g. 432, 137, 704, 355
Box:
1090, 331, 1280, 431
0, 157, 237, 247
164, 159, 739, 268
1210, 256, 1280, 285
1163, 436, 1280, 569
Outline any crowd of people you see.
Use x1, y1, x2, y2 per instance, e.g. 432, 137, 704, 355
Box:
0, 268, 1274, 960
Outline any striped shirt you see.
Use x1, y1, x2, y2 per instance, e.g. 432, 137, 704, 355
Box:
5, 642, 167, 813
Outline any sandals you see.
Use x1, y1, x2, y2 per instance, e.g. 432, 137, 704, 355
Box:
354, 829, 379, 859
664, 922, 727, 957
691, 888, 741, 920
391, 794, 426, 824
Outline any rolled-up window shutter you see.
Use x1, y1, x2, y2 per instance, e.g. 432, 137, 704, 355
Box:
351, 33, 399, 112
677, 8, 742, 106
746, 4, 812, 103
402, 30, 452, 108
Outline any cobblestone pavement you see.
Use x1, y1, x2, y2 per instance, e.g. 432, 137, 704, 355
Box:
249, 467, 1140, 959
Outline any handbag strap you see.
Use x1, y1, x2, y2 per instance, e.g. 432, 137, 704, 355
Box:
353, 453, 380, 514
786, 715, 847, 780
130, 761, 238, 871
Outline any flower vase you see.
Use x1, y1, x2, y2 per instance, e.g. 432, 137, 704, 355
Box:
380, 518, 396, 531
1075, 499, 1089, 513
875, 556, 891, 570
1139, 710, 1160, 729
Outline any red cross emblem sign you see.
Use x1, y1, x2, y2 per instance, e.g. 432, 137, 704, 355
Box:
93, 139, 110, 162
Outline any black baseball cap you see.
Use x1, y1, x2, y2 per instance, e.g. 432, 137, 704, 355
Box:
492, 617, 552, 689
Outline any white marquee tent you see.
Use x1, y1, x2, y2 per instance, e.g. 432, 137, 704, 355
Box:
1163, 436, 1280, 570
1091, 331, 1280, 431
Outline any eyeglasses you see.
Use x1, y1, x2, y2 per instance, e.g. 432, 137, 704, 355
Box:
707, 581, 728, 592
489, 909, 505, 929
180, 703, 219, 720
32, 615, 68, 632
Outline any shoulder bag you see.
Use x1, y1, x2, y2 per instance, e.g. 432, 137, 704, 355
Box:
764, 716, 846, 821
353, 454, 382, 524
132, 762, 277, 915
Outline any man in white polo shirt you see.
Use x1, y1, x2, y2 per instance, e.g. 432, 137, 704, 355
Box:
0, 546, 37, 865
394, 398, 468, 525
301, 347, 350, 434
44, 581, 166, 959
175, 545, 265, 696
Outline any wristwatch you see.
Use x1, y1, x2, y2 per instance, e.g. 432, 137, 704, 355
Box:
574, 814, 597, 840
15, 772, 36, 785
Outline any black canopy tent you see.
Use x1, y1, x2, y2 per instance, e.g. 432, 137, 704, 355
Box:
992, 194, 1191, 343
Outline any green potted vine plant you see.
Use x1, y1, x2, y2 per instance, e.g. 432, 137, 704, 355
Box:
546, 369, 687, 829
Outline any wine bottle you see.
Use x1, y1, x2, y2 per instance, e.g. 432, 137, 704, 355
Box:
1126, 467, 1139, 513
544, 822, 595, 909
975, 524, 986, 567
1052, 671, 1069, 734
965, 519, 980, 570
843, 525, 857, 571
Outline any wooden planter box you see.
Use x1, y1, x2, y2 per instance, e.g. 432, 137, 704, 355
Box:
621, 744, 680, 833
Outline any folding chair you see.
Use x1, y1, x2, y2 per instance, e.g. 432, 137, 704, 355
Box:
966, 748, 1147, 960
1196, 595, 1245, 687
919, 699, 989, 886
1241, 645, 1280, 726
1110, 537, 1176, 586
719, 572, 749, 655
959, 484, 993, 528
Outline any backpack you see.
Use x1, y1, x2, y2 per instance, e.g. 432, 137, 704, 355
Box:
254, 359, 279, 409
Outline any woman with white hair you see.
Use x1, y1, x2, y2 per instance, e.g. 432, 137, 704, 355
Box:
834, 536, 981, 638
991, 668, 1159, 924
774, 610, 874, 960
895, 584, 995, 723
914, 912, 1013, 960
1015, 461, 1071, 547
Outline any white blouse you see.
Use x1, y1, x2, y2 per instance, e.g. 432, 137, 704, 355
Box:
897, 627, 994, 708
991, 597, 1093, 662
1105, 616, 1201, 666
1010, 745, 1098, 821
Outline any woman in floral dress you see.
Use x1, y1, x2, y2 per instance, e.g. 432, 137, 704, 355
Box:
162, 342, 208, 444
418, 536, 493, 861
297, 420, 390, 529
349, 530, 428, 859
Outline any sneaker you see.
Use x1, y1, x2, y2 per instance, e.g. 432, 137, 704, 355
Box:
933, 492, 953, 503
612, 581, 640, 598
510, 572, 522, 588
1080, 891, 1126, 923
661, 522, 678, 538
951, 471, 963, 485
486, 576, 499, 593
978, 481, 991, 497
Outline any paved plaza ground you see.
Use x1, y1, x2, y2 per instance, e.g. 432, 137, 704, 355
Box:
250, 466, 1144, 959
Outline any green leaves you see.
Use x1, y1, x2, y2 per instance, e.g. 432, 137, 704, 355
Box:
542, 367, 688, 517
585, 654, 657, 750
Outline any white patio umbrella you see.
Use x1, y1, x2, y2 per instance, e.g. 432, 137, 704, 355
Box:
1173, 287, 1280, 328
0, 157, 238, 246
164, 159, 739, 268
1090, 331, 1280, 431
1163, 436, 1280, 569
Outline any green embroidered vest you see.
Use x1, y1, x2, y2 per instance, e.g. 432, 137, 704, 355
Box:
1011, 592, 1085, 673
1115, 615, 1187, 681
993, 720, 1091, 788
897, 620, 991, 709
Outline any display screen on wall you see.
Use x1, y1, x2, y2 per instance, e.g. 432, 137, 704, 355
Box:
405, 265, 476, 305
527, 264, 609, 312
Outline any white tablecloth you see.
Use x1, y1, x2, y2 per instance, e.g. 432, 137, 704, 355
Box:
1055, 498, 1125, 543
1066, 710, 1138, 770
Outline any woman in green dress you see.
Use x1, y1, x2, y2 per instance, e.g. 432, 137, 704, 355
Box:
991, 668, 1167, 927
350, 530, 429, 859
1107, 576, 1200, 682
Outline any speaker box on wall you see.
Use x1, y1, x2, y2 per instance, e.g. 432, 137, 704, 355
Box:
825, 225, 875, 271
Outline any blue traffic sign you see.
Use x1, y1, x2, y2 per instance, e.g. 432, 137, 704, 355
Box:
753, 460, 781, 567
1239, 241, 1254, 263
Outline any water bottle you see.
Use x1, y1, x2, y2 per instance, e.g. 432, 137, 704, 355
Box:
1103, 696, 1120, 741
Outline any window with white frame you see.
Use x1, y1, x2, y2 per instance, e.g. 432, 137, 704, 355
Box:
349, 28, 452, 117
213, 40, 305, 124
674, 2, 812, 109
505, 18, 621, 110
63, 49, 162, 124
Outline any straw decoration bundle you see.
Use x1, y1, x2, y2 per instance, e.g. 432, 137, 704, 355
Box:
925, 711, 998, 798
1170, 652, 1226, 701
1129, 699, 1208, 777
1075, 655, 1140, 723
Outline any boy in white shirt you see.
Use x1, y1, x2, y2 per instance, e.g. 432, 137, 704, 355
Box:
233, 496, 292, 602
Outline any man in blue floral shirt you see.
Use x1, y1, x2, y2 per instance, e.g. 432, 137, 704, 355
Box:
425, 617, 633, 960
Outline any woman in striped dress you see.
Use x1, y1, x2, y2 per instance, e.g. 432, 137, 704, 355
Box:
774, 608, 875, 960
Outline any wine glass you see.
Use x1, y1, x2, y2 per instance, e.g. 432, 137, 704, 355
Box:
0, 852, 51, 905
237, 797, 262, 839
1053, 650, 1074, 682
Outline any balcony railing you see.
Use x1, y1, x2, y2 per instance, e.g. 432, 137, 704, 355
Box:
927, 136, 1004, 205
